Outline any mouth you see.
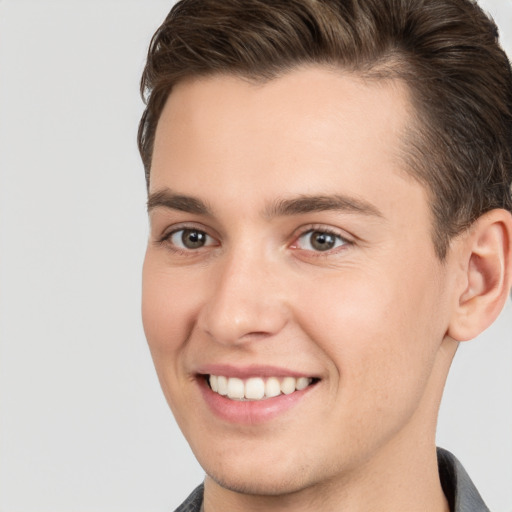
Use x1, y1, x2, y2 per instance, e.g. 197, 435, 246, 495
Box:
204, 374, 319, 401
195, 366, 320, 424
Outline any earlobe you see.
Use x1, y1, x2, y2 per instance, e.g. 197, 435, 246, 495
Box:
447, 209, 512, 342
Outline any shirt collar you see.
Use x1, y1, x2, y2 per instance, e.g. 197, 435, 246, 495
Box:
437, 447, 490, 512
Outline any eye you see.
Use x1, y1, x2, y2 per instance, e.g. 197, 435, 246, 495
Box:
294, 229, 347, 252
168, 228, 216, 250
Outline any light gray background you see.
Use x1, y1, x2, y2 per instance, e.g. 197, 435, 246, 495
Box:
0, 1, 510, 511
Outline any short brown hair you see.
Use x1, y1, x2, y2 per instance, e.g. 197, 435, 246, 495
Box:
138, 0, 512, 258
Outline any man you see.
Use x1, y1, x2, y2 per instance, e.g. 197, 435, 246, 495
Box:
138, 0, 512, 510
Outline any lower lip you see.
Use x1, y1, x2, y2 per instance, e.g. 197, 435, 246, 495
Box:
197, 377, 316, 425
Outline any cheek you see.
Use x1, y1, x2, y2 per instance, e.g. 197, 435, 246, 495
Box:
141, 254, 199, 360
295, 264, 445, 406
141, 256, 206, 423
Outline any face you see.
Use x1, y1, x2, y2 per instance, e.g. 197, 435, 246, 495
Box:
142, 68, 457, 498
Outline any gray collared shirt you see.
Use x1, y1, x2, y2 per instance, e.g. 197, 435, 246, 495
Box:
173, 448, 490, 512
437, 448, 490, 512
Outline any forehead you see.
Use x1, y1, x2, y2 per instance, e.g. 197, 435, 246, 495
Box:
153, 68, 412, 161
150, 67, 427, 227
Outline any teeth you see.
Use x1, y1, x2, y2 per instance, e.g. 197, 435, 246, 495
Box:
265, 377, 281, 398
245, 377, 265, 400
217, 376, 228, 396
280, 376, 296, 395
208, 375, 313, 401
296, 377, 310, 390
227, 377, 244, 399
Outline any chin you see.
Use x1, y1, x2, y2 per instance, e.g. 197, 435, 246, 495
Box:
199, 449, 322, 497
207, 468, 314, 497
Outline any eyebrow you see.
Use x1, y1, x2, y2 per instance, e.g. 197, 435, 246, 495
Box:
264, 194, 384, 219
147, 189, 212, 215
147, 188, 383, 219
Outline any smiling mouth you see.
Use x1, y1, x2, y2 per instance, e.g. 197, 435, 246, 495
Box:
205, 374, 319, 401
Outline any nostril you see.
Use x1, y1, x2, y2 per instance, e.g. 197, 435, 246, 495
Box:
239, 331, 274, 341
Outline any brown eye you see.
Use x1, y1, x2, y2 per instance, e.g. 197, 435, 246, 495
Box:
296, 230, 346, 252
311, 232, 336, 251
182, 229, 206, 249
169, 229, 214, 250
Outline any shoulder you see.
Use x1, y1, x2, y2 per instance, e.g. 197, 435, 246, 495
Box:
437, 448, 490, 512
173, 484, 204, 512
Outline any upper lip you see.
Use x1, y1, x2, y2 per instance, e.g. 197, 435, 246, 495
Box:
196, 364, 318, 379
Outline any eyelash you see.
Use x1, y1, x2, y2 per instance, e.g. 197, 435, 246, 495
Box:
290, 227, 350, 255
158, 225, 218, 254
157, 224, 352, 256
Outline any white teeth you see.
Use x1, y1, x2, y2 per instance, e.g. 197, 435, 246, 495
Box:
217, 375, 228, 396
227, 377, 245, 399
245, 377, 265, 400
265, 377, 281, 398
296, 377, 310, 390
280, 376, 296, 395
208, 375, 313, 400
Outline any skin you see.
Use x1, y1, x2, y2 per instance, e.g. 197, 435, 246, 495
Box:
142, 67, 501, 511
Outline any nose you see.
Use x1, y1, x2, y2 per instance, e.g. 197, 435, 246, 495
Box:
197, 250, 289, 346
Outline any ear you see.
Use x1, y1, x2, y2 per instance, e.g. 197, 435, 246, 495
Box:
447, 209, 512, 342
